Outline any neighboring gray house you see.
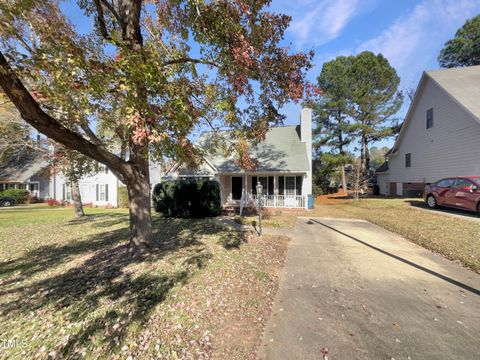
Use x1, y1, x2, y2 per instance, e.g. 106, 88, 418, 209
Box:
164, 108, 313, 209
0, 152, 50, 199
377, 65, 480, 196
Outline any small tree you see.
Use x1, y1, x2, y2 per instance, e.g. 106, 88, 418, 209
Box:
369, 146, 390, 169
346, 159, 370, 200
439, 15, 480, 68
51, 146, 96, 217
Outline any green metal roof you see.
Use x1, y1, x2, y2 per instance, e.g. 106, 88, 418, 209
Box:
200, 125, 310, 173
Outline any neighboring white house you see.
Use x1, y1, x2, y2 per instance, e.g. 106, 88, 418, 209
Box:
377, 65, 480, 196
164, 108, 313, 209
50, 165, 121, 207
50, 162, 163, 207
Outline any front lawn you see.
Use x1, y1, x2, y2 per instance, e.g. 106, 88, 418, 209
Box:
0, 206, 289, 359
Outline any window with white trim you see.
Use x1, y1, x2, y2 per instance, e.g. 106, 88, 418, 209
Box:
63, 183, 72, 200
278, 176, 303, 196
99, 184, 107, 201
252, 176, 274, 195
285, 176, 295, 196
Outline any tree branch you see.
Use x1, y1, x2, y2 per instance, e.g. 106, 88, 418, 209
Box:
0, 51, 127, 175
99, 0, 123, 25
93, 0, 113, 41
161, 57, 218, 68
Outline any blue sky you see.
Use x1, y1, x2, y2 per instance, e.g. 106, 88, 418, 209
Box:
270, 0, 480, 149
61, 0, 480, 150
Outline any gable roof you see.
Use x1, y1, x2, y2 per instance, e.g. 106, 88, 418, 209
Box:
389, 65, 480, 156
0, 151, 49, 182
427, 65, 480, 124
200, 125, 309, 173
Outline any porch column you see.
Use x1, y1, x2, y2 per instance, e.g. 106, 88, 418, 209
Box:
244, 174, 247, 202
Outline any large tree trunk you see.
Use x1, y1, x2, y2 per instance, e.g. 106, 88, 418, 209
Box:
341, 166, 348, 194
70, 175, 84, 217
125, 161, 152, 253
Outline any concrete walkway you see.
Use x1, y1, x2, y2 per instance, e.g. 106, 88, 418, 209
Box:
258, 217, 480, 360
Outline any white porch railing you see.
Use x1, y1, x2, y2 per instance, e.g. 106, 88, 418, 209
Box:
251, 194, 306, 209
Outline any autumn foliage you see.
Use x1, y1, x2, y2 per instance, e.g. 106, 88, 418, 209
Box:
0, 0, 312, 248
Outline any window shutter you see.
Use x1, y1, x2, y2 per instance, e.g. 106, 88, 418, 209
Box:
96, 184, 99, 201
296, 176, 303, 195
105, 184, 109, 201
252, 176, 257, 195
62, 184, 65, 200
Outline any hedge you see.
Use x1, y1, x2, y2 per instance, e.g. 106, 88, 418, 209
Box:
117, 186, 129, 208
0, 189, 29, 204
153, 179, 221, 218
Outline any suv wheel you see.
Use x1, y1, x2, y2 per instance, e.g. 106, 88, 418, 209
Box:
427, 195, 437, 209
477, 202, 480, 217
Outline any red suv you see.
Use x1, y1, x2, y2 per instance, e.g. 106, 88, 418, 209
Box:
424, 177, 480, 215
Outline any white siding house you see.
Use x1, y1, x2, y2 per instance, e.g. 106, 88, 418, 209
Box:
50, 165, 120, 207
50, 163, 162, 207
377, 66, 480, 196
164, 108, 313, 209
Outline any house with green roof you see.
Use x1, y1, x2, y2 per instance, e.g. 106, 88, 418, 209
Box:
164, 109, 313, 209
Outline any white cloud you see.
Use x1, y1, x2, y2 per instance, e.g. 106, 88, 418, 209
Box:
288, 0, 361, 47
357, 0, 480, 86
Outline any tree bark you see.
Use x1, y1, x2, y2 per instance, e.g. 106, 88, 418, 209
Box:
125, 160, 152, 253
70, 175, 84, 217
360, 134, 370, 174
341, 166, 348, 195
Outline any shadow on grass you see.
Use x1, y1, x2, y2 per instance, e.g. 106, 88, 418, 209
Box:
0, 215, 228, 357
217, 231, 249, 249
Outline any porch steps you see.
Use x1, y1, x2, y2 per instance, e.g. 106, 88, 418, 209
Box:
221, 206, 236, 216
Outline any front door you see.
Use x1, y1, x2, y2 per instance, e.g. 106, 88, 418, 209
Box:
231, 176, 243, 201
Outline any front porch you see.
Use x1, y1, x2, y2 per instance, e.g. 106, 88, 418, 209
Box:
218, 173, 308, 209
0, 182, 41, 198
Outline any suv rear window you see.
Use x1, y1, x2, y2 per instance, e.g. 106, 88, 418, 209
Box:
436, 179, 454, 187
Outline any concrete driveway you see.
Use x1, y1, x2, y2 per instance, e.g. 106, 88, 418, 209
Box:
258, 217, 480, 360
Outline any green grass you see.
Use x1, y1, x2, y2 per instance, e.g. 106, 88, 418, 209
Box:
0, 205, 125, 227
0, 205, 289, 359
